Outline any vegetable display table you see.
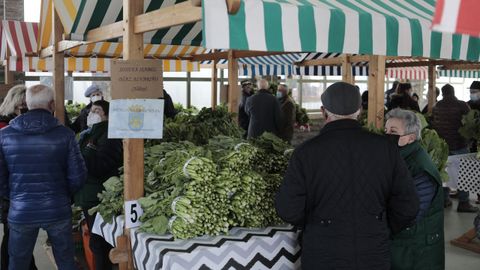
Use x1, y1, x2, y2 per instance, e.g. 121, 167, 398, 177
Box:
446, 153, 480, 193
92, 214, 301, 270
445, 153, 480, 254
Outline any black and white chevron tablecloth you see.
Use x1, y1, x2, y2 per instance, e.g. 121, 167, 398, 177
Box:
91, 214, 125, 247
92, 214, 301, 270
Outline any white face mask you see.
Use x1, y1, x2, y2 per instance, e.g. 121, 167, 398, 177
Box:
91, 95, 102, 102
87, 112, 102, 127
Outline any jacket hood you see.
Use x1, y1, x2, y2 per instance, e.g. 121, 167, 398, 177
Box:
9, 109, 61, 134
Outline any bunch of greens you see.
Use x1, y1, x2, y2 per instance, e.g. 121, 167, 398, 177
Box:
66, 103, 86, 122
459, 110, 480, 158
421, 129, 449, 182
295, 103, 310, 126
161, 106, 243, 145
88, 176, 124, 221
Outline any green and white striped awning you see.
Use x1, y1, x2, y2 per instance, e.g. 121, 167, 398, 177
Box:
42, 0, 480, 62
438, 69, 480, 78
203, 0, 480, 61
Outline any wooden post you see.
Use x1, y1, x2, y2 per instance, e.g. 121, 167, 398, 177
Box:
52, 3, 65, 124
428, 65, 436, 114
342, 54, 353, 84
211, 60, 218, 109
119, 1, 144, 269
367, 55, 386, 129
186, 72, 192, 108
227, 50, 239, 113
5, 47, 14, 84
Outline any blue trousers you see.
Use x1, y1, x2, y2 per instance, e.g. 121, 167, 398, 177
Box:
8, 218, 76, 270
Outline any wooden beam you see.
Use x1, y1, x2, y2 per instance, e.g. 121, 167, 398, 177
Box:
86, 21, 123, 44
191, 50, 287, 62
227, 50, 239, 113
440, 64, 480, 70
134, 2, 201, 35
427, 65, 436, 114
450, 228, 480, 254
52, 2, 65, 125
367, 55, 386, 129
386, 60, 473, 68
5, 47, 14, 84
342, 54, 353, 84
121, 1, 144, 270
40, 41, 85, 58
211, 59, 218, 109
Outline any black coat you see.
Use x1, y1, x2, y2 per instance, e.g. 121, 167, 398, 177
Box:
431, 96, 470, 151
275, 120, 419, 270
70, 103, 92, 134
388, 94, 420, 112
163, 90, 177, 119
244, 89, 283, 138
238, 91, 252, 132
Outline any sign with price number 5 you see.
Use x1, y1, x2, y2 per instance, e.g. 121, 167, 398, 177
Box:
125, 200, 144, 228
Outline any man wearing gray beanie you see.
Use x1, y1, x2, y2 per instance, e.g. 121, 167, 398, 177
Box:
276, 82, 418, 270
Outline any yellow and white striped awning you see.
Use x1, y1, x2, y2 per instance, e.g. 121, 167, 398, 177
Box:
9, 56, 199, 73
65, 42, 207, 58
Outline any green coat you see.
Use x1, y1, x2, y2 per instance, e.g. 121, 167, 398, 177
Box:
74, 121, 123, 209
391, 141, 445, 270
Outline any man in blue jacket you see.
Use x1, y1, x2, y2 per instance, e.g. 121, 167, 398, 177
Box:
0, 84, 86, 270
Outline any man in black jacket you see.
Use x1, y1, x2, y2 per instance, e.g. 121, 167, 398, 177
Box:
245, 79, 283, 138
275, 82, 419, 270
432, 84, 477, 212
238, 80, 253, 137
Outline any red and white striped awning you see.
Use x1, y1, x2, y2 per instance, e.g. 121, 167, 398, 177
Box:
387, 67, 428, 81
2, 20, 38, 57
432, 0, 480, 36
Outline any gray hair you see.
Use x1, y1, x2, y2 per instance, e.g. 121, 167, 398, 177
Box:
26, 84, 54, 110
257, 79, 270, 90
0, 85, 26, 115
325, 108, 361, 121
385, 108, 422, 140
278, 84, 288, 91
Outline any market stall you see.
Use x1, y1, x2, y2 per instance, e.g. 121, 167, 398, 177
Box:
32, 1, 480, 269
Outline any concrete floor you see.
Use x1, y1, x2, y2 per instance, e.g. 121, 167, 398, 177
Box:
0, 199, 479, 270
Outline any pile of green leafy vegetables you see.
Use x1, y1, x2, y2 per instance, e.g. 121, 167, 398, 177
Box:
459, 110, 480, 158
91, 133, 292, 239
146, 105, 243, 147
66, 103, 86, 122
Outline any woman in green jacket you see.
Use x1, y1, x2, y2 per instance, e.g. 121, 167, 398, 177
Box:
385, 108, 444, 270
75, 100, 123, 270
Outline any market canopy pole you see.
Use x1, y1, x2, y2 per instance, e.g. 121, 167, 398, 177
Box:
211, 58, 218, 109
367, 55, 386, 129
227, 50, 239, 113
428, 65, 437, 114
342, 54, 353, 85
52, 1, 65, 125
116, 0, 145, 269
4, 47, 14, 84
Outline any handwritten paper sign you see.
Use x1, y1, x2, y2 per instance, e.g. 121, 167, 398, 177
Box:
108, 99, 164, 139
111, 60, 164, 99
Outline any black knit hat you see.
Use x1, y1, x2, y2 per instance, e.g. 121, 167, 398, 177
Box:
321, 82, 361, 115
469, 81, 480, 90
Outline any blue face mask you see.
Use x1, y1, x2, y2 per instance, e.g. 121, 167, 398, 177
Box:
471, 92, 480, 101
276, 92, 284, 98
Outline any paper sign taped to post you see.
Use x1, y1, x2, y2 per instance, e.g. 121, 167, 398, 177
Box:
108, 99, 164, 139
125, 200, 143, 229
